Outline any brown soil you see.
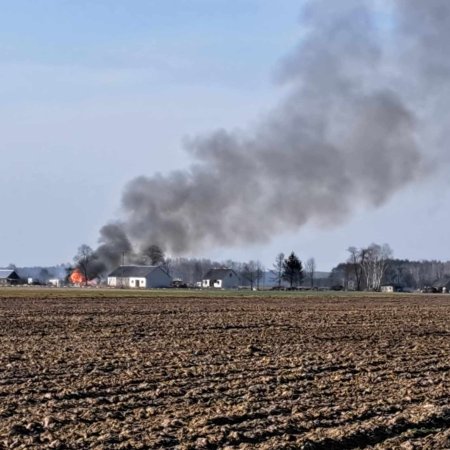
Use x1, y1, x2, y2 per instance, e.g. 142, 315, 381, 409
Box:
0, 294, 449, 449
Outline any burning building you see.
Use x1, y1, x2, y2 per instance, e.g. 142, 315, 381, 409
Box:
69, 269, 87, 286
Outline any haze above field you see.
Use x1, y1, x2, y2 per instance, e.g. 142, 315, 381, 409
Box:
1, 0, 449, 270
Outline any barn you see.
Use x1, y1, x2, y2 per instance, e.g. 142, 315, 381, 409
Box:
202, 268, 240, 289
0, 269, 22, 286
107, 265, 172, 289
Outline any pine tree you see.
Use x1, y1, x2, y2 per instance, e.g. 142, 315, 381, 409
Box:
282, 252, 303, 288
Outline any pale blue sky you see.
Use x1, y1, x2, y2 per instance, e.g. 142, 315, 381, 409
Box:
1, 1, 449, 270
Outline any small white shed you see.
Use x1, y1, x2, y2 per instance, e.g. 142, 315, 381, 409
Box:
107, 265, 172, 289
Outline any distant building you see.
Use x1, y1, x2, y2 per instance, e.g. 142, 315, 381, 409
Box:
432, 277, 450, 293
202, 268, 240, 289
381, 285, 394, 293
0, 269, 21, 286
381, 285, 404, 293
107, 265, 172, 289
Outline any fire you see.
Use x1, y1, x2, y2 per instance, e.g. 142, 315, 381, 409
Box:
70, 269, 86, 285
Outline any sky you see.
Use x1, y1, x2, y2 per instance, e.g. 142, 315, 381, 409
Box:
1, 0, 449, 271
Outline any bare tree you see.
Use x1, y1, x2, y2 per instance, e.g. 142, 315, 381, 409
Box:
74, 244, 95, 286
329, 262, 353, 290
361, 243, 393, 291
241, 261, 262, 290
305, 257, 316, 288
271, 253, 285, 288
347, 246, 366, 291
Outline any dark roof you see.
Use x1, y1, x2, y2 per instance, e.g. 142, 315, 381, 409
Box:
108, 265, 162, 278
0, 269, 20, 280
203, 268, 237, 280
432, 277, 450, 288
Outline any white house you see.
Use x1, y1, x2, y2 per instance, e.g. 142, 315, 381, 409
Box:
202, 268, 240, 289
107, 265, 172, 289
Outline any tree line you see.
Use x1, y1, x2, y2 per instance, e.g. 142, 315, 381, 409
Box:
329, 243, 450, 290
73, 244, 315, 288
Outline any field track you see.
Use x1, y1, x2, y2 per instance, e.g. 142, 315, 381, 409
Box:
0, 291, 449, 449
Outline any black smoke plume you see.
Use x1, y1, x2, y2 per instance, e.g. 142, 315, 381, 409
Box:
89, 0, 450, 272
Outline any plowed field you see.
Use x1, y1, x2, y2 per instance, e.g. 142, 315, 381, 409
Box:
1, 293, 449, 449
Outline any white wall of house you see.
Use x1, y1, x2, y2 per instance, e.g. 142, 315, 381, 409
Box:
202, 271, 240, 289
108, 277, 141, 288
107, 268, 171, 289
107, 277, 118, 287
129, 277, 147, 288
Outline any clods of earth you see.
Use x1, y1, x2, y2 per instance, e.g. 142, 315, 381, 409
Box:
0, 294, 449, 449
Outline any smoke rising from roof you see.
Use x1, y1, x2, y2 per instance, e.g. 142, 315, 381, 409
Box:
96, 0, 449, 262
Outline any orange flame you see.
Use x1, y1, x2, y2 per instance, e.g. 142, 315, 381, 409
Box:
70, 269, 86, 285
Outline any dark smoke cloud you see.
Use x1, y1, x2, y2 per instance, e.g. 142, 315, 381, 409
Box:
96, 0, 449, 260
82, 224, 133, 277
397, 0, 450, 83
95, 224, 132, 267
